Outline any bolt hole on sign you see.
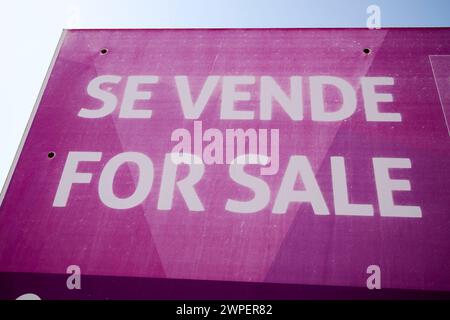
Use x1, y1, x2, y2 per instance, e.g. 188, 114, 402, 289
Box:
1, 29, 450, 299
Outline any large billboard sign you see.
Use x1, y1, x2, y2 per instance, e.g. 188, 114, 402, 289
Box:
1, 29, 450, 299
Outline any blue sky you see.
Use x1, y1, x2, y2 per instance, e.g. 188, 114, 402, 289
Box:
0, 0, 449, 190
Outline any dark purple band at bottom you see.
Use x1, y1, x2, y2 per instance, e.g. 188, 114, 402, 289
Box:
1, 272, 449, 300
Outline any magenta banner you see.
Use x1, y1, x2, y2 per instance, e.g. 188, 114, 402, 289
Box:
1, 28, 450, 299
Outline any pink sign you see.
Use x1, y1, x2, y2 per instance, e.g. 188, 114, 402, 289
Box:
1, 28, 450, 299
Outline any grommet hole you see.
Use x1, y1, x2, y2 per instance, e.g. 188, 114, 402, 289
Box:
363, 48, 372, 55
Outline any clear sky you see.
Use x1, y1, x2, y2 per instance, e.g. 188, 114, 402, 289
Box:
1, 0, 449, 190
